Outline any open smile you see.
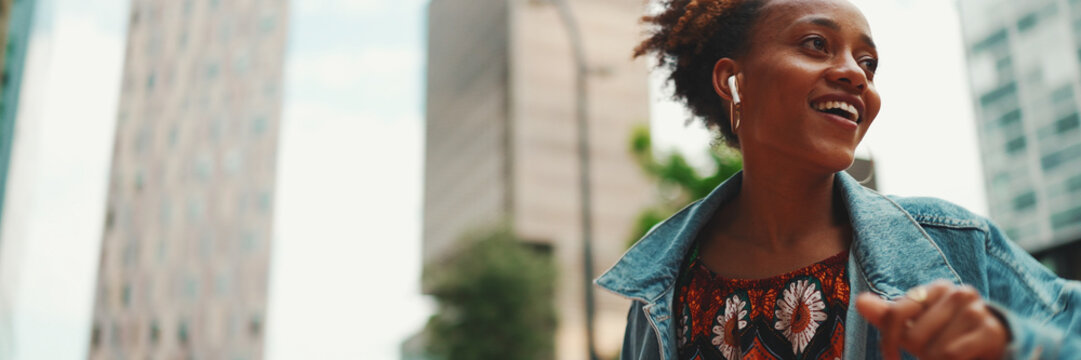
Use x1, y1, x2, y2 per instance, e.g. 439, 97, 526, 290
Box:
810, 96, 864, 124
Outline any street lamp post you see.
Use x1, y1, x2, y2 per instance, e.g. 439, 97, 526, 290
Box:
549, 1, 599, 359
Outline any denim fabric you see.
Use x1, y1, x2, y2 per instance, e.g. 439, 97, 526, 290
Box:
596, 171, 1081, 360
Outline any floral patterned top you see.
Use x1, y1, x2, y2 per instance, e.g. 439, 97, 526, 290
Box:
674, 247, 850, 360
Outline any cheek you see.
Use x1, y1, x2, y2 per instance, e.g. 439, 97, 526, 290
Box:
864, 91, 882, 123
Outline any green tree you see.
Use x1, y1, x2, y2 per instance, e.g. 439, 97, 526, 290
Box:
628, 125, 742, 248
423, 227, 557, 360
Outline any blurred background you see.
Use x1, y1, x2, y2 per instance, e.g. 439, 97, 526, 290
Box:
0, 0, 1077, 359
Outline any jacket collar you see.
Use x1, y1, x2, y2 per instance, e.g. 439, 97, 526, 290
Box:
595, 171, 962, 303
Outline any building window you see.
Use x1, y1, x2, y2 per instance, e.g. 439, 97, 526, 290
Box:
249, 314, 262, 337
1013, 191, 1037, 211
243, 232, 259, 252
206, 63, 219, 80
91, 323, 102, 348
1018, 12, 1040, 32
1068, 174, 1081, 194
1052, 206, 1081, 230
1006, 136, 1027, 154
999, 108, 1022, 127
1053, 85, 1074, 104
1042, 143, 1081, 171
134, 167, 145, 190
260, 16, 276, 33
980, 82, 1017, 107
146, 73, 156, 91
185, 277, 199, 299
251, 116, 267, 134
1056, 113, 1080, 134
258, 192, 272, 212
105, 206, 116, 232
169, 124, 178, 147
178, 321, 190, 346
122, 284, 132, 308
972, 29, 1008, 54
149, 320, 160, 345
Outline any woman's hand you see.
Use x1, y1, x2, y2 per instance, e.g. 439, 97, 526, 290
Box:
855, 280, 1011, 360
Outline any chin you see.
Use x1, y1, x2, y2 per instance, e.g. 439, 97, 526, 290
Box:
813, 147, 857, 173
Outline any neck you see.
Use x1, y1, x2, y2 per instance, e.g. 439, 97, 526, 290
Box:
722, 156, 849, 252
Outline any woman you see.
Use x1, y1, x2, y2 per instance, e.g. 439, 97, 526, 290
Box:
595, 0, 1081, 359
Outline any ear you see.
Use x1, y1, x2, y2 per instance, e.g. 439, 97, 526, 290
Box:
712, 58, 740, 103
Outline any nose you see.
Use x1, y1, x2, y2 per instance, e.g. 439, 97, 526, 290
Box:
826, 54, 868, 93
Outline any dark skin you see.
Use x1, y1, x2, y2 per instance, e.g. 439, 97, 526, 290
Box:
697, 0, 1009, 358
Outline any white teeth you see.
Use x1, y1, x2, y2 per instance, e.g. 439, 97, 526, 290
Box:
813, 100, 859, 120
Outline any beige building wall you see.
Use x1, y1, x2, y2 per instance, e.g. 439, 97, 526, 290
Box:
423, 0, 512, 266
424, 0, 653, 359
510, 1, 652, 358
89, 0, 288, 359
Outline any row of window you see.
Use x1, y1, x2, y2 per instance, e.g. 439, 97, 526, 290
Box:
90, 314, 262, 350
997, 171, 1081, 218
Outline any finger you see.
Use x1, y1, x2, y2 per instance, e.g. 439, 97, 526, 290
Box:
901, 282, 960, 354
879, 293, 929, 360
924, 287, 984, 358
856, 292, 891, 327
930, 320, 1000, 360
856, 293, 906, 360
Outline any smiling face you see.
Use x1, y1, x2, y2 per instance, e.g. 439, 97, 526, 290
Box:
725, 0, 881, 173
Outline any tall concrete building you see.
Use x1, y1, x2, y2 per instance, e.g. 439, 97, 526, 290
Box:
958, 0, 1081, 273
89, 0, 288, 358
423, 0, 654, 358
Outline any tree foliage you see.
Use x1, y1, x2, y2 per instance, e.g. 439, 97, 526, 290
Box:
423, 227, 557, 360
627, 125, 742, 248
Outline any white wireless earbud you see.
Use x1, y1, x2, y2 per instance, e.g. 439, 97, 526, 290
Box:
728, 75, 741, 105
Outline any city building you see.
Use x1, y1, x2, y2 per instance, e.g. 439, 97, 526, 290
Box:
423, 0, 654, 358
0, 0, 34, 243
0, 0, 36, 356
88, 0, 288, 358
958, 0, 1081, 276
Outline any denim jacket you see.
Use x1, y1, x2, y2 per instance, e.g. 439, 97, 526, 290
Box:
596, 171, 1081, 360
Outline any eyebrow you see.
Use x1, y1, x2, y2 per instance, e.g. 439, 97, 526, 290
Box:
805, 16, 877, 50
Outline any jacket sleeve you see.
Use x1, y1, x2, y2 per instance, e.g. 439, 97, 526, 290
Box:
622, 300, 662, 360
983, 219, 1081, 359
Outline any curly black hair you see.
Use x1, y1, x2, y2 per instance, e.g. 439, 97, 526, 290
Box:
634, 0, 766, 147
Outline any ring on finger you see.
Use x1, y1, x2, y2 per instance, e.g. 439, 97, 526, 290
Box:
905, 286, 929, 306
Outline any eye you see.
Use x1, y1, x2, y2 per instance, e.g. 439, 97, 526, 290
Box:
801, 35, 828, 52
860, 57, 879, 74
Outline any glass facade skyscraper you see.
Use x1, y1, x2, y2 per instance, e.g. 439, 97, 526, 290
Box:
0, 0, 36, 357
959, 0, 1081, 271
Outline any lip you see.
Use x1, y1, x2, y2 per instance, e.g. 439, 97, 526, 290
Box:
809, 94, 866, 125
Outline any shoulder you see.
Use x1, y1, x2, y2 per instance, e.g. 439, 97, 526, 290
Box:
885, 195, 990, 231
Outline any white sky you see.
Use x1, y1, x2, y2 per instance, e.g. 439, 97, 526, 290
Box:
0, 0, 986, 359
